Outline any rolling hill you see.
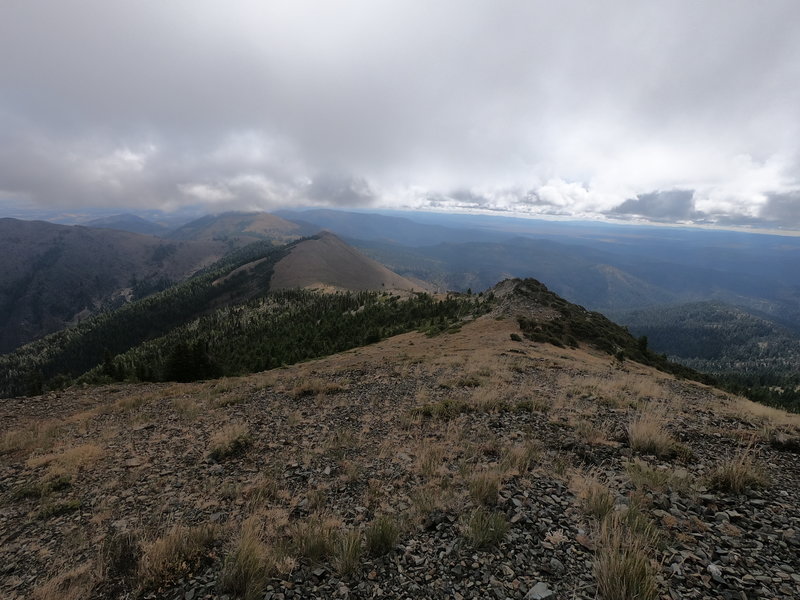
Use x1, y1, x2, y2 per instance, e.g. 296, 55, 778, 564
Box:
85, 214, 170, 236
270, 231, 435, 293
167, 211, 311, 247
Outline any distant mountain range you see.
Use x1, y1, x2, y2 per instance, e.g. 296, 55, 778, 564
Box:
0, 218, 228, 352
4, 208, 800, 408
85, 213, 171, 236
0, 232, 473, 397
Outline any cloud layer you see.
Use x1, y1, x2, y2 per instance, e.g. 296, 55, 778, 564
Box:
1, 1, 799, 228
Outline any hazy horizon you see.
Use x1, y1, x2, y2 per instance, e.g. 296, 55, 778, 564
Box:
2, 1, 800, 230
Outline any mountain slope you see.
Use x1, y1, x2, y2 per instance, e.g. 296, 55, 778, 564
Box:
167, 211, 310, 247
85, 214, 169, 236
614, 301, 800, 409
0, 234, 442, 396
0, 218, 227, 352
2, 289, 799, 600
0, 239, 291, 397
270, 231, 435, 293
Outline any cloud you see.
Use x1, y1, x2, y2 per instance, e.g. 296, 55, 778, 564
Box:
611, 190, 698, 222
1, 1, 800, 228
759, 192, 800, 228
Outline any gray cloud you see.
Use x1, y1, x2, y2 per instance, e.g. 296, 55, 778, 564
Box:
611, 190, 698, 222
759, 192, 800, 228
1, 1, 800, 229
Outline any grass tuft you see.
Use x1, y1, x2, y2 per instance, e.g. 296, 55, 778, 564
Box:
219, 518, 273, 600
708, 445, 768, 494
209, 423, 252, 460
594, 514, 658, 600
365, 514, 401, 557
571, 470, 615, 521
469, 470, 501, 506
463, 507, 509, 548
290, 515, 338, 561
626, 407, 676, 458
332, 528, 362, 576
138, 524, 218, 589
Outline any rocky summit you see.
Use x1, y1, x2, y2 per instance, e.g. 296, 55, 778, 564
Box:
1, 289, 800, 600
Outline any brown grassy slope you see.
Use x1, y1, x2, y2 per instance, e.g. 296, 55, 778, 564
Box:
167, 212, 305, 247
270, 231, 435, 293
1, 315, 799, 600
0, 218, 228, 352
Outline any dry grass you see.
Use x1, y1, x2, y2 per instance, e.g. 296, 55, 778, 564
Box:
291, 379, 344, 399
242, 473, 280, 507
290, 514, 339, 561
468, 470, 502, 506
417, 443, 446, 477
410, 482, 455, 521
114, 394, 151, 412
499, 441, 540, 476
626, 459, 690, 492
708, 445, 768, 494
26, 443, 104, 474
571, 470, 615, 521
462, 507, 509, 548
594, 513, 659, 600
219, 518, 276, 600
31, 564, 95, 600
626, 406, 676, 458
138, 524, 218, 589
471, 385, 511, 412
324, 428, 359, 460
332, 528, 362, 576
209, 423, 252, 460
729, 396, 800, 427
365, 514, 401, 557
172, 396, 202, 419
571, 418, 609, 445
1, 420, 63, 455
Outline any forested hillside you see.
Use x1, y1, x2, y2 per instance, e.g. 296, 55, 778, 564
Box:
82, 290, 487, 384
0, 240, 290, 397
617, 302, 800, 410
0, 218, 228, 352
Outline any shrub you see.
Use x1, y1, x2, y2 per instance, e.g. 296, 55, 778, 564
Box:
463, 508, 509, 548
365, 515, 400, 556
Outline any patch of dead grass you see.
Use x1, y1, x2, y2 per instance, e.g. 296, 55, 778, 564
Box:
1, 420, 63, 455
26, 443, 104, 474
138, 524, 219, 590
31, 564, 95, 600
626, 405, 676, 458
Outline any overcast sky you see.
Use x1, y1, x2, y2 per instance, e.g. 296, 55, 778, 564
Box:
2, 1, 800, 229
